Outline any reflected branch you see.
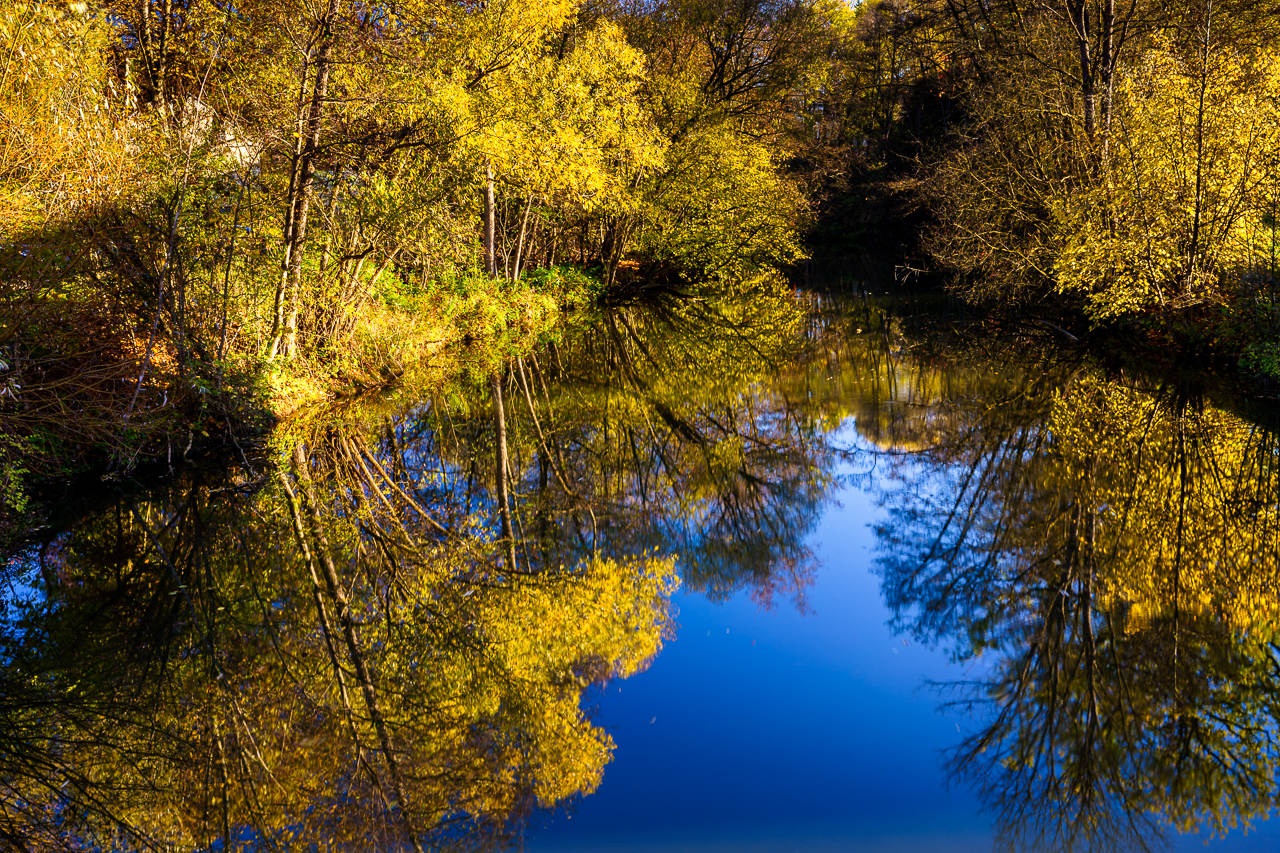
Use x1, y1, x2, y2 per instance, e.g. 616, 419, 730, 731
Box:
877, 354, 1280, 851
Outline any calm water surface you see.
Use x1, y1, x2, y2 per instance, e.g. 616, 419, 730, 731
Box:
531, 431, 992, 853
6, 293, 1280, 851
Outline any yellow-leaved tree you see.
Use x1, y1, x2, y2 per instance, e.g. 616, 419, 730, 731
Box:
1054, 45, 1280, 319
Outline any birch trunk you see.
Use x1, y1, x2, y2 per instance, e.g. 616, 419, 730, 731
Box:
484, 161, 498, 278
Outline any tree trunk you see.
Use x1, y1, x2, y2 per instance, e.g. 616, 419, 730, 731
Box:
1099, 0, 1115, 134
1069, 0, 1096, 141
484, 161, 498, 278
269, 0, 342, 360
138, 0, 157, 105
512, 193, 534, 282
602, 215, 633, 288
157, 0, 171, 107
218, 180, 246, 367
1187, 1, 1214, 293
491, 373, 517, 572
268, 60, 311, 360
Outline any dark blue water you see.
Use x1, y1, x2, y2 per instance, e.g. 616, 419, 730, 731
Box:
532, 427, 1280, 853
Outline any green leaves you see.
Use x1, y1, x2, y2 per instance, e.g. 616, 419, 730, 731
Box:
639, 124, 807, 284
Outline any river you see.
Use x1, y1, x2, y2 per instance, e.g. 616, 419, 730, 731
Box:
4, 291, 1280, 852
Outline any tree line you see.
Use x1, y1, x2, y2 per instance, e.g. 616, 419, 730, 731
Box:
811, 0, 1280, 348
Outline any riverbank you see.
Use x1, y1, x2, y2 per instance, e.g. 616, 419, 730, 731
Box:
262, 267, 601, 417
980, 295, 1280, 402
0, 266, 603, 552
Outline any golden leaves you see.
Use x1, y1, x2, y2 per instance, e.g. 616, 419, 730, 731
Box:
1049, 379, 1280, 634
1052, 47, 1280, 317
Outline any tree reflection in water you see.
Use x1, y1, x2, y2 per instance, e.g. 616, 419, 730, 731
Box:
874, 341, 1280, 851
0, 288, 853, 850
2, 438, 678, 852
15, 293, 1279, 852
401, 289, 842, 606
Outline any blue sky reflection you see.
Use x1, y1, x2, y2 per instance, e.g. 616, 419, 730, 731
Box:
532, 444, 989, 851
533, 428, 1280, 852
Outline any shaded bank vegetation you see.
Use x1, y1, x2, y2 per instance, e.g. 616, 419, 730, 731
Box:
802, 0, 1280, 381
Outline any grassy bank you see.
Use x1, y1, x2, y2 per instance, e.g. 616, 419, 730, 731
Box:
261, 266, 601, 416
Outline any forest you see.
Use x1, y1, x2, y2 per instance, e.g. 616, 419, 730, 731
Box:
5, 0, 1280, 528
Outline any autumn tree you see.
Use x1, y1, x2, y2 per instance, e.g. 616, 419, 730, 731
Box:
917, 0, 1280, 318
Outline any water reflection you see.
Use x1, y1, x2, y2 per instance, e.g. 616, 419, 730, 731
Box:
4, 439, 679, 850
0, 289, 848, 850
7, 293, 1280, 851
874, 337, 1280, 851
402, 290, 844, 605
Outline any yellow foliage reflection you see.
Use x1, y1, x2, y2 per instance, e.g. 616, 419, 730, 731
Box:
1050, 380, 1280, 636
862, 313, 1280, 850
0, 424, 677, 851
